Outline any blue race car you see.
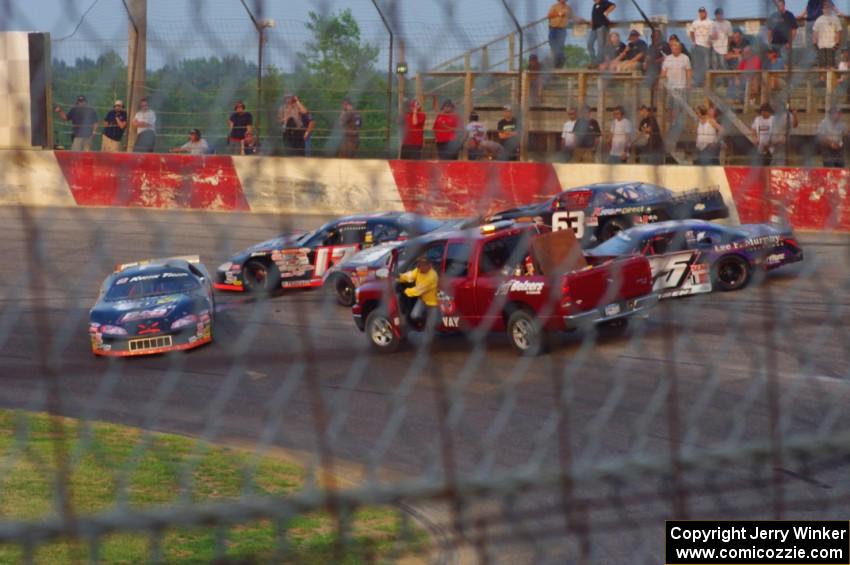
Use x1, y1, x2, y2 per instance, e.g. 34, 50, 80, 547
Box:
89, 256, 214, 357
587, 220, 803, 298
487, 182, 729, 246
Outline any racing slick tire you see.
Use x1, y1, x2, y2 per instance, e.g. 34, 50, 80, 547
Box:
326, 274, 356, 307
366, 310, 402, 353
598, 218, 629, 242
712, 255, 751, 292
242, 259, 280, 295
507, 309, 545, 356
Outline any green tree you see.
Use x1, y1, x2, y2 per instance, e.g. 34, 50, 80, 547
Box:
563, 45, 590, 69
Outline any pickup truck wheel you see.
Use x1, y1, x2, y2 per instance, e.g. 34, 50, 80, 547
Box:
242, 259, 280, 294
366, 310, 402, 353
507, 310, 544, 356
712, 255, 751, 291
599, 218, 629, 242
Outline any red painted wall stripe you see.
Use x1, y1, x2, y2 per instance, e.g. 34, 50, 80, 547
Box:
388, 161, 562, 217
55, 152, 250, 211
725, 166, 850, 231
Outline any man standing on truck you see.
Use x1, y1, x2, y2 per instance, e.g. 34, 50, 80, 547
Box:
398, 257, 439, 326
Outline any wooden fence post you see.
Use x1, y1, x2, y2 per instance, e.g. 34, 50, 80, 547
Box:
521, 71, 530, 161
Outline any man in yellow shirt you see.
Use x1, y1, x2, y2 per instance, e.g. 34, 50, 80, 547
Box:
398, 257, 439, 324
547, 0, 574, 68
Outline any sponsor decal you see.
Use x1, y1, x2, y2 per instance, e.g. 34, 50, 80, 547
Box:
496, 280, 545, 295
120, 306, 170, 323
694, 202, 706, 211
765, 252, 786, 265
442, 316, 460, 328
714, 234, 782, 252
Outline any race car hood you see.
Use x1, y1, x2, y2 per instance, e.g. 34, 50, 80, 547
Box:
90, 293, 205, 330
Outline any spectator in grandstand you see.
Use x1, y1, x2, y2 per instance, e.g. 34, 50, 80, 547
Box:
667, 34, 690, 58
688, 6, 713, 86
241, 131, 260, 155
767, 0, 798, 65
527, 54, 544, 102
497, 105, 521, 161
588, 0, 616, 67
661, 39, 692, 92
817, 106, 846, 167
710, 9, 733, 71
55, 95, 98, 151
771, 105, 798, 165
694, 105, 723, 165
464, 112, 502, 161
227, 101, 253, 155
751, 103, 775, 165
338, 98, 362, 158
561, 107, 578, 162
547, 0, 578, 69
838, 49, 850, 96
765, 48, 787, 92
607, 106, 633, 164
635, 105, 664, 164
724, 29, 749, 70
433, 100, 462, 160
170, 128, 209, 155
400, 99, 426, 160
100, 100, 127, 153
279, 95, 315, 157
644, 29, 671, 86
813, 3, 843, 69
573, 105, 601, 162
799, 0, 827, 68
131, 98, 156, 153
733, 44, 762, 104
614, 30, 647, 71
598, 32, 626, 72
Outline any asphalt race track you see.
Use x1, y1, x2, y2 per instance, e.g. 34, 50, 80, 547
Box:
2, 206, 850, 563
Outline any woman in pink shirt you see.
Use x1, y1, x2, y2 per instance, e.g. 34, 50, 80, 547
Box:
432, 100, 462, 160
400, 99, 426, 159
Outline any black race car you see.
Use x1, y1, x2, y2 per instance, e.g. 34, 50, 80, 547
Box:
89, 256, 215, 357
214, 212, 447, 293
487, 182, 729, 247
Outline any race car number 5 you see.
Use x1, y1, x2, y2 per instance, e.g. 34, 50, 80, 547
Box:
552, 211, 585, 239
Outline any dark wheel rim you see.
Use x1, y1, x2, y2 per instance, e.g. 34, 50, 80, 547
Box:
244, 263, 268, 290
336, 278, 354, 304
718, 260, 746, 287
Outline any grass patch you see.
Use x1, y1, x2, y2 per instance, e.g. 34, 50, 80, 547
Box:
0, 410, 426, 563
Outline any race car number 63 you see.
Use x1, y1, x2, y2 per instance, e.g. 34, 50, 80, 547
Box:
552, 211, 585, 239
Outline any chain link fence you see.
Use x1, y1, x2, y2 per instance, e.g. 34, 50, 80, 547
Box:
2, 0, 850, 563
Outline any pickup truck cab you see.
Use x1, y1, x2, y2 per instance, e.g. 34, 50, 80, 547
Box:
352, 221, 658, 355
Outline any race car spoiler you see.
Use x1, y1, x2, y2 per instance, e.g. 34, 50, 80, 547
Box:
116, 255, 201, 272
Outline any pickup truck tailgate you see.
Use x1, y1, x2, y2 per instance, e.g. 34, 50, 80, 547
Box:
566, 256, 653, 314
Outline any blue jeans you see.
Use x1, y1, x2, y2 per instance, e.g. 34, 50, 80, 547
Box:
588, 26, 608, 65
692, 45, 711, 87
549, 27, 567, 68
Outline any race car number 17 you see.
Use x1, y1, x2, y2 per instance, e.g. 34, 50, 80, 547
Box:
552, 211, 585, 239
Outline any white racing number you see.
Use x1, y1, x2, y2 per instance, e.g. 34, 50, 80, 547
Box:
648, 252, 695, 291
314, 245, 359, 277
552, 210, 585, 239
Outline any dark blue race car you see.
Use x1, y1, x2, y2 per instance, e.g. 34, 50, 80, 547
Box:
587, 220, 803, 298
488, 182, 729, 246
89, 256, 215, 357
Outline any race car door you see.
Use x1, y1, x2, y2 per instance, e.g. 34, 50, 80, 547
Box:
440, 240, 476, 329
639, 230, 700, 295
278, 224, 362, 287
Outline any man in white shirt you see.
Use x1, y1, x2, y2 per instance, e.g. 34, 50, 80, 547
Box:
688, 7, 713, 86
710, 8, 733, 70
561, 107, 578, 162
770, 105, 798, 165
607, 106, 633, 164
661, 40, 693, 91
813, 3, 843, 69
132, 97, 157, 153
170, 129, 209, 155
751, 103, 775, 165
817, 106, 846, 167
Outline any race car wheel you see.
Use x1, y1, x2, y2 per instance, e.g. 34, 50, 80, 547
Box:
366, 310, 402, 353
712, 255, 751, 291
242, 259, 280, 294
333, 275, 356, 307
599, 218, 629, 242
507, 309, 544, 356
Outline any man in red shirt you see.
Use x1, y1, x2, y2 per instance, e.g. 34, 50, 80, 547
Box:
400, 99, 426, 159
734, 45, 762, 103
432, 100, 462, 160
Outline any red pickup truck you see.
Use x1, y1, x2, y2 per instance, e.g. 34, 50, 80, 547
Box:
352, 221, 658, 355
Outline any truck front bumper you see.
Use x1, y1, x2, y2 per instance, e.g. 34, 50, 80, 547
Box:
563, 293, 659, 330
